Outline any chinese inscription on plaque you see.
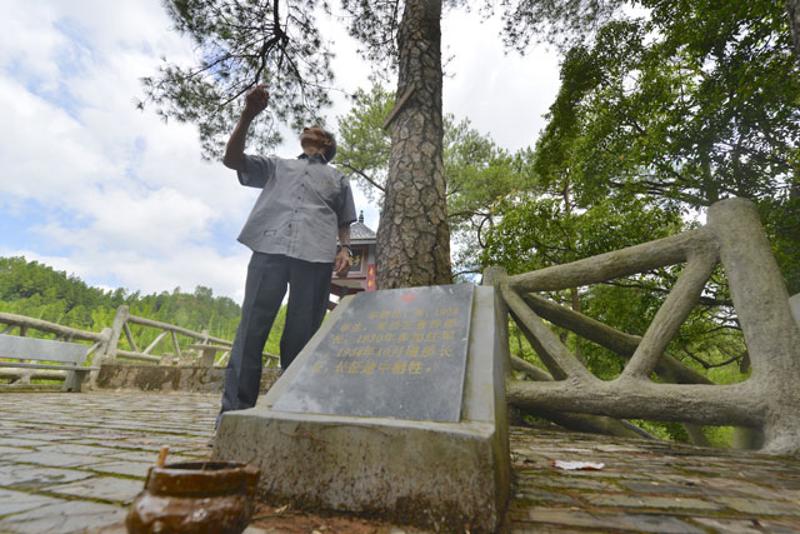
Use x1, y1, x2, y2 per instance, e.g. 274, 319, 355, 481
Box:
273, 284, 475, 422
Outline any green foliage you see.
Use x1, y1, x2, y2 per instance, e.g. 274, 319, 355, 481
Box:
482, 195, 683, 273
140, 0, 639, 159
0, 257, 285, 360
496, 0, 627, 52
336, 84, 394, 202
0, 257, 113, 328
533, 1, 800, 291
479, 2, 797, 447
629, 419, 690, 443
703, 426, 736, 448
336, 83, 537, 277
141, 0, 335, 159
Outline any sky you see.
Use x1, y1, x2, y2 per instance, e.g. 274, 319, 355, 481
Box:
0, 0, 561, 303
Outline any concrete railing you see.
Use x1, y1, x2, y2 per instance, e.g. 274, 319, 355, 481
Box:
490, 198, 800, 456
0, 313, 111, 385
102, 305, 279, 368
103, 305, 231, 365
0, 306, 280, 380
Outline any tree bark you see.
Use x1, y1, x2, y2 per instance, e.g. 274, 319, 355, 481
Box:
376, 0, 452, 289
787, 0, 800, 65
786, 0, 800, 200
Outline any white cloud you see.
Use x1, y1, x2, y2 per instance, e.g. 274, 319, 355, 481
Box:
32, 187, 216, 254
0, 3, 66, 84
442, 10, 561, 152
0, 77, 110, 202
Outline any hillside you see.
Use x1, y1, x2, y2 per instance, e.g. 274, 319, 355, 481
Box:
0, 256, 285, 355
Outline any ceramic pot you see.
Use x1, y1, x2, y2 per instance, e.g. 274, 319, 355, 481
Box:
126, 461, 260, 534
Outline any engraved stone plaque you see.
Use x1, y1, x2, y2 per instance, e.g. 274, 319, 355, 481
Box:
272, 284, 474, 422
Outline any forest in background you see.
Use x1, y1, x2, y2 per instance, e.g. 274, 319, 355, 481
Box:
0, 256, 286, 356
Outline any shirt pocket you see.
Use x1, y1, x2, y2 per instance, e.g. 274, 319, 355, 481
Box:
308, 173, 340, 206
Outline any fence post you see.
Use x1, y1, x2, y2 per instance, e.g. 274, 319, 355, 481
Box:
197, 329, 215, 367
102, 305, 129, 363
87, 326, 115, 390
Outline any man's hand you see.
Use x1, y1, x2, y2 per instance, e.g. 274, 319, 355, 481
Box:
243, 84, 269, 118
223, 84, 268, 169
334, 249, 351, 278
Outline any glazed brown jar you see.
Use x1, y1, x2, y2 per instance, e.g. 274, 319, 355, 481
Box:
126, 461, 260, 534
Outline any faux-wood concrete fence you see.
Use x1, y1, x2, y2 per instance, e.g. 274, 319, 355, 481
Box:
0, 306, 280, 387
104, 305, 279, 368
491, 198, 800, 456
0, 313, 111, 385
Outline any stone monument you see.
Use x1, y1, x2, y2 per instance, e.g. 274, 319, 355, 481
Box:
213, 284, 510, 532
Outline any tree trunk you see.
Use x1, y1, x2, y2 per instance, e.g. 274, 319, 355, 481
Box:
376, 0, 452, 289
787, 0, 800, 65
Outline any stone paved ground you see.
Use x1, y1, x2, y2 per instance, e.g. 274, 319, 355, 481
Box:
0, 392, 798, 533
508, 427, 800, 533
0, 392, 214, 533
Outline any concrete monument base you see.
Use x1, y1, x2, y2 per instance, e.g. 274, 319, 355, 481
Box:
213, 285, 510, 532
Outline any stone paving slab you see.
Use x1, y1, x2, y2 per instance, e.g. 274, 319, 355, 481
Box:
0, 464, 94, 489
0, 489, 64, 516
87, 461, 154, 479
509, 426, 800, 532
1, 500, 127, 533
0, 392, 799, 533
5, 451, 112, 469
0, 392, 216, 533
509, 507, 706, 533
47, 476, 145, 504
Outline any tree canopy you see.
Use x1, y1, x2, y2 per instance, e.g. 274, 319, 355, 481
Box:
139, 1, 563, 156
529, 0, 800, 291
140, 0, 335, 158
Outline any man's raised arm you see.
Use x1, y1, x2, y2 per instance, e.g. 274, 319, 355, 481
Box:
223, 84, 269, 171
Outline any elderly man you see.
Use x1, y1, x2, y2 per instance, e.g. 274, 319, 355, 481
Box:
218, 84, 356, 425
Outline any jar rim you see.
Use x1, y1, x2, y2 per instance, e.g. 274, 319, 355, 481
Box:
145, 462, 259, 496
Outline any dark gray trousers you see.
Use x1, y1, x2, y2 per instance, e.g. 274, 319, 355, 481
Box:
219, 253, 331, 422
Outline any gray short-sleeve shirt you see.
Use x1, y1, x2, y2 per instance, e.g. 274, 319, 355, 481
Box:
236, 153, 357, 263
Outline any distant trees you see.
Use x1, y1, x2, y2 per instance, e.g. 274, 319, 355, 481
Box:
0, 257, 283, 353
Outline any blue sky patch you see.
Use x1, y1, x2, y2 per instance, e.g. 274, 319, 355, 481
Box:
0, 198, 76, 255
